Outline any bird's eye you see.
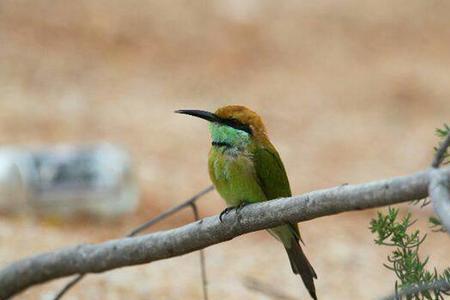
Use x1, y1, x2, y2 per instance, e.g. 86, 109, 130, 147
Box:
222, 118, 252, 135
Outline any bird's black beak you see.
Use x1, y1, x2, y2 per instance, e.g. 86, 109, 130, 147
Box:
176, 109, 253, 135
175, 109, 220, 123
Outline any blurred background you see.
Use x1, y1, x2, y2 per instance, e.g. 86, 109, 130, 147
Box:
0, 0, 449, 299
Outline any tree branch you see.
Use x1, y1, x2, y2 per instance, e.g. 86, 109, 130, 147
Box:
381, 279, 450, 300
1, 167, 449, 299
429, 170, 450, 233
53, 185, 214, 299
430, 130, 450, 233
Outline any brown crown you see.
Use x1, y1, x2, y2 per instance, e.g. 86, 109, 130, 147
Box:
215, 105, 268, 139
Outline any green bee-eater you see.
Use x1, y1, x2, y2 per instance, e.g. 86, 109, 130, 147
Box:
176, 105, 317, 299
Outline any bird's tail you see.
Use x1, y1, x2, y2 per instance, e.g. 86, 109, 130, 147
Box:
285, 238, 318, 300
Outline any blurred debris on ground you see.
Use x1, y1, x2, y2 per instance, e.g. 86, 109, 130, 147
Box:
0, 143, 138, 218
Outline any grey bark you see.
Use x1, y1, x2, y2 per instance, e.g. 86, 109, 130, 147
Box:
0, 167, 449, 299
429, 170, 450, 233
382, 279, 450, 300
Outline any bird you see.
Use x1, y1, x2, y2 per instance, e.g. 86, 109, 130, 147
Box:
176, 105, 317, 299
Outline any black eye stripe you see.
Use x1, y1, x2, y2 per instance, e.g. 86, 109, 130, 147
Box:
219, 118, 252, 135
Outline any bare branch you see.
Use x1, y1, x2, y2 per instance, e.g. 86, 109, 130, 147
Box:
381, 279, 450, 300
1, 167, 449, 299
429, 170, 450, 233
53, 185, 214, 299
429, 130, 450, 234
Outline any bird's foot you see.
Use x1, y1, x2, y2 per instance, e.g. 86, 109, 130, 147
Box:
219, 201, 251, 223
236, 201, 250, 214
219, 207, 235, 223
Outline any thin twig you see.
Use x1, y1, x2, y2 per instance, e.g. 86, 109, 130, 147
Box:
53, 275, 84, 300
52, 185, 214, 300
432, 131, 450, 168
243, 277, 297, 300
190, 202, 209, 300
126, 185, 215, 237
429, 130, 450, 234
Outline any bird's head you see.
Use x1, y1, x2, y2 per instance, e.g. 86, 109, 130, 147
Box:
176, 105, 268, 147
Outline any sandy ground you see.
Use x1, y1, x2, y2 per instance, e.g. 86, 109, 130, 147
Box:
0, 1, 449, 299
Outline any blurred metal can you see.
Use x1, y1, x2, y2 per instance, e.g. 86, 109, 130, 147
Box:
0, 143, 139, 218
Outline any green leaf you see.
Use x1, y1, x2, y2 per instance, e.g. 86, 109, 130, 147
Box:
370, 208, 450, 299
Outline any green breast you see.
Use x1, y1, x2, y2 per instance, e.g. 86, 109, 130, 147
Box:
208, 146, 266, 207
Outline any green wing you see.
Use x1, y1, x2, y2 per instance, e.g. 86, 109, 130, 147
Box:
253, 145, 301, 240
253, 145, 292, 199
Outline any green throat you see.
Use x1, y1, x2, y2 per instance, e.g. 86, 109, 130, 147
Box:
209, 123, 251, 149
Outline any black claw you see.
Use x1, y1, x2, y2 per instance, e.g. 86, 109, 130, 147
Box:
219, 202, 251, 222
219, 207, 235, 222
